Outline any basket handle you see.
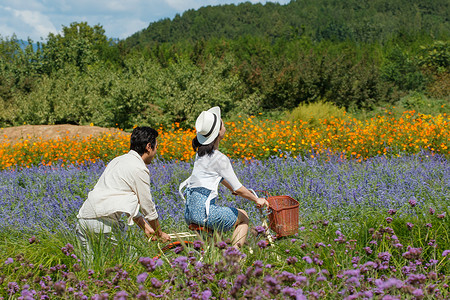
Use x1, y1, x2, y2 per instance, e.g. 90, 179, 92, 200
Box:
251, 189, 270, 199
249, 189, 273, 212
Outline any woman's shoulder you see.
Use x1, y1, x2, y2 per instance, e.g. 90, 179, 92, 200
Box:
212, 150, 229, 160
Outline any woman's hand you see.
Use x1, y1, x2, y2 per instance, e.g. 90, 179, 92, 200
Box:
232, 186, 270, 209
255, 197, 269, 209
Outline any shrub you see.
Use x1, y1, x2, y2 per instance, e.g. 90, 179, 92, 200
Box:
285, 100, 348, 126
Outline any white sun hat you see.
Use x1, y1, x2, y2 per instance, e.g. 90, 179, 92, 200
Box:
195, 106, 221, 145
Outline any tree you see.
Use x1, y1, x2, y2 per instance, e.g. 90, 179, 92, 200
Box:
41, 22, 109, 74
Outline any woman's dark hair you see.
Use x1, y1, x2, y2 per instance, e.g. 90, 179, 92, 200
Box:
192, 136, 219, 157
130, 127, 158, 155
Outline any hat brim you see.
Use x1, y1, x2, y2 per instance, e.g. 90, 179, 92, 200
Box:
197, 106, 221, 145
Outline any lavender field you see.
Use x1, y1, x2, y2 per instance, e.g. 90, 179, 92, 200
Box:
1, 152, 450, 299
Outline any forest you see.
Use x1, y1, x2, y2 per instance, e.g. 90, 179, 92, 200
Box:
0, 0, 448, 130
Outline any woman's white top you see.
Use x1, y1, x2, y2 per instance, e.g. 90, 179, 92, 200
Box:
179, 150, 242, 220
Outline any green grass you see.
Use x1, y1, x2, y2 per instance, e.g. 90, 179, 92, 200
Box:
1, 203, 449, 298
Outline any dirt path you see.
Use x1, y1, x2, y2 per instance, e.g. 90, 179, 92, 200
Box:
0, 124, 128, 144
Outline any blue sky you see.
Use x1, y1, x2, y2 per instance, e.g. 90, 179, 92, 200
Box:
0, 0, 291, 42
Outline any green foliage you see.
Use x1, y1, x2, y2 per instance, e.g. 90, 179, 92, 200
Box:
41, 22, 110, 74
398, 92, 449, 115
0, 4, 448, 129
381, 46, 427, 92
418, 40, 450, 73
125, 0, 449, 46
148, 55, 250, 127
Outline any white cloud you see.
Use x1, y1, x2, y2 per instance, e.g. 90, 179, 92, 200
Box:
11, 8, 58, 38
0, 5, 57, 40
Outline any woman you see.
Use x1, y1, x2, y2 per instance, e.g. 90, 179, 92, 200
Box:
179, 106, 269, 249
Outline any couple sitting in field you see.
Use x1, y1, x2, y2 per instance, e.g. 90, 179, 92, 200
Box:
76, 106, 269, 254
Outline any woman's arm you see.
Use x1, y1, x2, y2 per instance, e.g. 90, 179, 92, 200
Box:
221, 179, 237, 195
222, 180, 269, 209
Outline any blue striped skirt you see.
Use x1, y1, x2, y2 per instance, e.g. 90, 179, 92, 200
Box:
184, 187, 238, 232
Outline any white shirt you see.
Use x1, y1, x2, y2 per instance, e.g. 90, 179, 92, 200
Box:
77, 150, 158, 225
179, 150, 242, 218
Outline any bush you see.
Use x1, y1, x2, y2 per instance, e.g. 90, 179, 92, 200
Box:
285, 100, 348, 126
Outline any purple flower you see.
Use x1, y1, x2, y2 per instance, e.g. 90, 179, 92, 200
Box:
4, 257, 13, 265
426, 223, 432, 228
223, 247, 245, 262
257, 240, 269, 249
442, 250, 450, 257
316, 275, 327, 282
305, 268, 316, 275
193, 240, 203, 250
254, 226, 266, 234
136, 272, 148, 283
139, 257, 163, 272
343, 269, 360, 277
406, 274, 427, 285
20, 287, 36, 299
437, 212, 446, 219
29, 236, 38, 244
388, 209, 397, 215
429, 207, 435, 215
413, 288, 424, 297
218, 279, 229, 288
386, 217, 393, 223
393, 243, 403, 249
408, 197, 417, 207
114, 291, 128, 300
171, 256, 188, 271
216, 241, 227, 249
282, 287, 306, 299
253, 260, 263, 268
61, 243, 74, 256
406, 222, 414, 230
151, 278, 163, 289
378, 251, 391, 262
364, 247, 373, 254
376, 278, 403, 290
302, 256, 313, 264
286, 256, 298, 265
7, 282, 19, 295
201, 290, 212, 300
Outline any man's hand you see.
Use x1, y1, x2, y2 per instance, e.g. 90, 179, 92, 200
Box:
156, 231, 171, 242
148, 231, 171, 242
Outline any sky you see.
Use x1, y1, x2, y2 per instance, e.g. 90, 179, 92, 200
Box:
0, 0, 291, 42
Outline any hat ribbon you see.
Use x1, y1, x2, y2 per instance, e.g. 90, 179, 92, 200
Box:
202, 114, 217, 138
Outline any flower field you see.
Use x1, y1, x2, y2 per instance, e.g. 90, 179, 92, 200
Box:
0, 111, 450, 299
1, 149, 450, 298
0, 110, 449, 169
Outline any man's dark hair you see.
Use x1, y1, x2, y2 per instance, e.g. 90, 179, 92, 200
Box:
130, 127, 158, 155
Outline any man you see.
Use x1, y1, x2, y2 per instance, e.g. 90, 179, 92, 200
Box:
76, 126, 170, 254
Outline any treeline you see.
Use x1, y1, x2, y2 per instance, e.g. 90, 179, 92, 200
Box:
0, 0, 449, 130
127, 0, 449, 46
